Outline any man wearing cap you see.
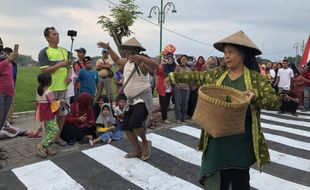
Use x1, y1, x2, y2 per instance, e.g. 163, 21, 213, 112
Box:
38, 27, 72, 146
73, 47, 86, 97
98, 37, 158, 161
96, 48, 114, 102
168, 31, 280, 189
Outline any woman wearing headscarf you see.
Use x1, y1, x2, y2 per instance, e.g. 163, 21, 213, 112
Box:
156, 53, 176, 124
167, 31, 279, 189
195, 56, 206, 71
60, 92, 96, 144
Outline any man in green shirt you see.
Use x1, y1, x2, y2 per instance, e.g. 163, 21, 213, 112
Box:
38, 27, 72, 146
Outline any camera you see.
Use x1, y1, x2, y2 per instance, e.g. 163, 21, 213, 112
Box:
67, 30, 77, 37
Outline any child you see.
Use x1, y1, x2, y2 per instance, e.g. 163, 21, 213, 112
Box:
35, 73, 60, 157
77, 56, 99, 97
93, 95, 109, 119
113, 94, 127, 125
89, 103, 122, 146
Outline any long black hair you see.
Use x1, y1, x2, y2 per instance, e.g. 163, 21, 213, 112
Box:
37, 73, 52, 96
229, 44, 260, 73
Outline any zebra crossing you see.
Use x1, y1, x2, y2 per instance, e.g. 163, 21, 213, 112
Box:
1, 111, 310, 190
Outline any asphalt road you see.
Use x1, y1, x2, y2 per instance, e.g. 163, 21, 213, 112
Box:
0, 110, 309, 190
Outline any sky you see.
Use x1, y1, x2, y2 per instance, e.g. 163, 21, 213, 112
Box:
0, 0, 309, 61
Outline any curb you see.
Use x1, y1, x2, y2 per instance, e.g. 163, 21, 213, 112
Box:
14, 110, 35, 115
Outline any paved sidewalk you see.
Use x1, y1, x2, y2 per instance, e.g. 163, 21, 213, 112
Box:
0, 107, 178, 171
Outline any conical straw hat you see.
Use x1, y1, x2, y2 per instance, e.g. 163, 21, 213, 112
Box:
213, 31, 262, 55
121, 37, 146, 51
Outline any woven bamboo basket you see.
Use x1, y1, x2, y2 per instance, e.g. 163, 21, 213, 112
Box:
192, 85, 250, 137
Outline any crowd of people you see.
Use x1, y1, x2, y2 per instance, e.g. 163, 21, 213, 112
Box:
0, 27, 310, 189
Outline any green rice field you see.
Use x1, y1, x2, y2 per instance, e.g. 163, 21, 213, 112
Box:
14, 67, 157, 112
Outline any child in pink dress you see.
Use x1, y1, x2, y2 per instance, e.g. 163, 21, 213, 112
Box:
35, 73, 59, 157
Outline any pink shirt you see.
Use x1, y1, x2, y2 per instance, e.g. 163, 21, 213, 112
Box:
0, 59, 14, 96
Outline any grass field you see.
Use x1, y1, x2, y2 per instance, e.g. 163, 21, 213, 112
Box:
14, 66, 157, 112
14, 67, 40, 112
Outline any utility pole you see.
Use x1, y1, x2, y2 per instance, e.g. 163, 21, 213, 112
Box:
294, 42, 301, 68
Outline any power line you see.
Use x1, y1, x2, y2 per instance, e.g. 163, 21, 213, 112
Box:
262, 48, 293, 55
104, 0, 295, 56
104, 0, 213, 47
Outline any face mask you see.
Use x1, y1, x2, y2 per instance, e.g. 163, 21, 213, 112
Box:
187, 61, 193, 65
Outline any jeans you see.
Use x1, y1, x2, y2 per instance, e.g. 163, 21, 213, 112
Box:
303, 86, 310, 109
0, 93, 13, 130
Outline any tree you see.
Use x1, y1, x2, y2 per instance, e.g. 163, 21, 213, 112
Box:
98, 0, 141, 57
15, 54, 38, 67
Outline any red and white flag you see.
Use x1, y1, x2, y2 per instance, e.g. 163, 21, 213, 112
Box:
301, 36, 310, 66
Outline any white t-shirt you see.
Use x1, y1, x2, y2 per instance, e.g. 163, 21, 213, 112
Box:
277, 68, 294, 88
269, 69, 276, 79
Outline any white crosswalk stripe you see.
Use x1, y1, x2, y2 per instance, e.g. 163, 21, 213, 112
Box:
83, 145, 202, 190
12, 160, 85, 190
261, 122, 310, 137
6, 112, 310, 190
171, 125, 310, 171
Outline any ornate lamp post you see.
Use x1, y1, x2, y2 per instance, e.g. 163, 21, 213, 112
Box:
148, 1, 177, 63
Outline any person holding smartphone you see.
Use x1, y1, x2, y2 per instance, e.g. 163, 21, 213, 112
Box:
38, 27, 72, 146
0, 39, 18, 131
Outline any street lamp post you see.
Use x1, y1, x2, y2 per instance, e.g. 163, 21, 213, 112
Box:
148, 0, 177, 63
294, 42, 302, 68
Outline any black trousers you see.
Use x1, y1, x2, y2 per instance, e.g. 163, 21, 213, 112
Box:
280, 101, 298, 113
220, 168, 250, 190
187, 89, 198, 118
159, 92, 172, 120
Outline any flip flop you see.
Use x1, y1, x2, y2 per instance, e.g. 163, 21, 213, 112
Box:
124, 152, 142, 159
141, 140, 152, 161
36, 145, 47, 158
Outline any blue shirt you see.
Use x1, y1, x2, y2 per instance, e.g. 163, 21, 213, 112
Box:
77, 68, 99, 97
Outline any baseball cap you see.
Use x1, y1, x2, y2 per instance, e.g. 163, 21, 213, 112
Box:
75, 47, 86, 54
283, 85, 290, 91
83, 56, 92, 63
102, 48, 108, 53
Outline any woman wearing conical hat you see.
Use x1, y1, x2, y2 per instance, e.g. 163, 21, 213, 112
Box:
97, 38, 158, 161
167, 31, 280, 189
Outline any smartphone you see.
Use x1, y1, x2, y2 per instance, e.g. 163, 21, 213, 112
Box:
14, 44, 19, 52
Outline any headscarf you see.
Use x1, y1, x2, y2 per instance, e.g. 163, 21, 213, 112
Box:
96, 103, 115, 127
231, 44, 260, 73
163, 53, 176, 74
207, 56, 219, 69
69, 92, 94, 127
70, 92, 94, 117
195, 56, 205, 71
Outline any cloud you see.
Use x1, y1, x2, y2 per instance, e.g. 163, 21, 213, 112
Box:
0, 0, 309, 61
